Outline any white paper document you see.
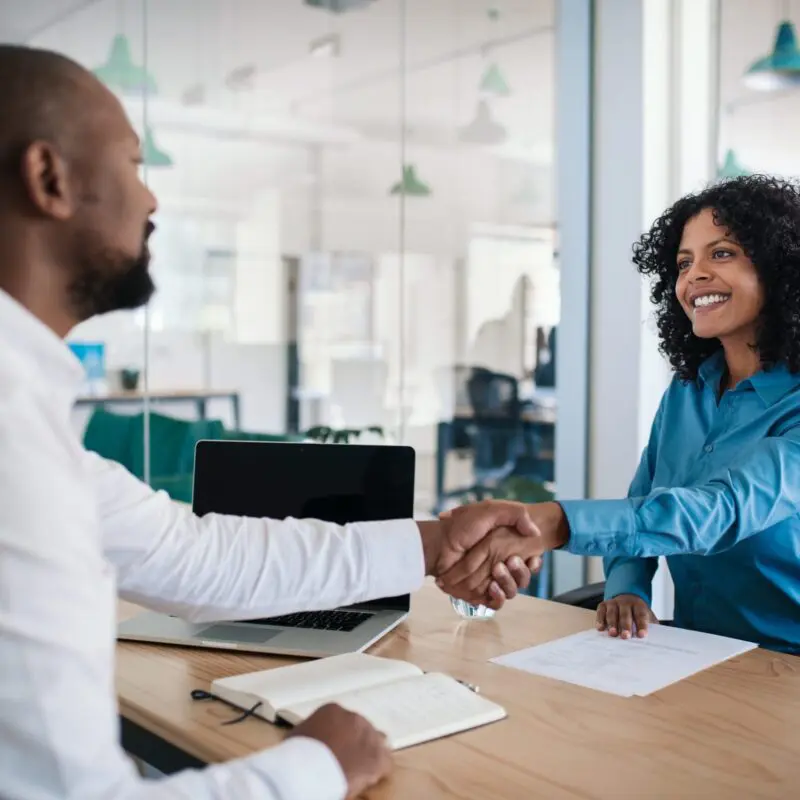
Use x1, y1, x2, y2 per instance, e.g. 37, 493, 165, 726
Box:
491, 625, 757, 697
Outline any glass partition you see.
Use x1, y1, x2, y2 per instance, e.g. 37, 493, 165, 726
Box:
11, 0, 560, 592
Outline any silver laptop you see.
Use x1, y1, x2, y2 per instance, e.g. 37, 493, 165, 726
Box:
117, 440, 415, 658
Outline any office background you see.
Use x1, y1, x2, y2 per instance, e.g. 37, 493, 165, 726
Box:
0, 0, 793, 609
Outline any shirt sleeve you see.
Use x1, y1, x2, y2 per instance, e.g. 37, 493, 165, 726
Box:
87, 452, 425, 621
0, 390, 348, 800
562, 424, 800, 559
601, 401, 663, 604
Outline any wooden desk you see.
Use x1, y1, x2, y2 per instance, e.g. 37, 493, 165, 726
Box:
117, 587, 800, 798
76, 389, 241, 428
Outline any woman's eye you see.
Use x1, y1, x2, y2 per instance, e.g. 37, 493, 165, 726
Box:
712, 248, 733, 259
677, 259, 691, 271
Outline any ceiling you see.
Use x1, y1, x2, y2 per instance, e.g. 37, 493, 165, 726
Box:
22, 0, 554, 152
0, 0, 97, 43
5, 0, 557, 236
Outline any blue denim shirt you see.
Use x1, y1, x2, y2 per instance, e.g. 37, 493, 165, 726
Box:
560, 351, 800, 653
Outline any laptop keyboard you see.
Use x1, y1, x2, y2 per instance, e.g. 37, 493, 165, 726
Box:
246, 609, 372, 632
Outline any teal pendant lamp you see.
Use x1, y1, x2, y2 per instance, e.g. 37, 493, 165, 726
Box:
142, 126, 173, 168
479, 7, 511, 97
717, 149, 750, 180
480, 63, 511, 97
389, 164, 431, 197
93, 34, 158, 95
744, 21, 800, 91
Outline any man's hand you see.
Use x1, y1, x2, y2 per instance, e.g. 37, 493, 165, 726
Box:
418, 500, 543, 609
436, 501, 569, 599
288, 703, 392, 799
597, 594, 658, 639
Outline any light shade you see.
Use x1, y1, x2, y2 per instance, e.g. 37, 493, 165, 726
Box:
93, 34, 157, 95
459, 100, 507, 145
743, 21, 800, 91
717, 149, 749, 180
480, 63, 511, 97
142, 126, 173, 168
389, 164, 431, 197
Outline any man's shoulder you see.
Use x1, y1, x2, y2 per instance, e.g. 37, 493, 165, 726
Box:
0, 377, 39, 430
0, 366, 80, 469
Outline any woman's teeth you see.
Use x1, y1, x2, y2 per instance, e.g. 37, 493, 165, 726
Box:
693, 293, 729, 309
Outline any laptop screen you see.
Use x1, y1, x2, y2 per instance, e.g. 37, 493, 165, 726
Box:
192, 440, 415, 611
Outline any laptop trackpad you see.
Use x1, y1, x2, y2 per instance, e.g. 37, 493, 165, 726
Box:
199, 624, 281, 644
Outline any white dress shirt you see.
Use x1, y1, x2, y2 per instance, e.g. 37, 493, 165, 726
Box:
0, 288, 425, 800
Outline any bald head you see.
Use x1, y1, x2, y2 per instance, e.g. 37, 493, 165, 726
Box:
0, 45, 103, 183
0, 45, 157, 336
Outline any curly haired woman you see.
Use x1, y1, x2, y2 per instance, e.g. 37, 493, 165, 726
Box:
442, 175, 800, 654
585, 174, 800, 654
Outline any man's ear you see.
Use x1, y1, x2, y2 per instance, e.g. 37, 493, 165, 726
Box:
20, 140, 75, 220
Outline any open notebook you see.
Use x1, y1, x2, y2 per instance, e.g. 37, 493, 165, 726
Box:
211, 653, 506, 750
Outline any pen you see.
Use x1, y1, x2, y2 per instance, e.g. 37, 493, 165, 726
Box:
423, 671, 480, 693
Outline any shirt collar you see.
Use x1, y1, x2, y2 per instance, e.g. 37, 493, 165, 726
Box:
0, 288, 85, 402
697, 350, 726, 390
697, 349, 800, 406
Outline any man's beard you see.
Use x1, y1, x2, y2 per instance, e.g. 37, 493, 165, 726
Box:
68, 229, 156, 321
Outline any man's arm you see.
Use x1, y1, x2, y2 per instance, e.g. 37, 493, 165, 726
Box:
89, 453, 534, 620
0, 392, 348, 800
89, 452, 425, 621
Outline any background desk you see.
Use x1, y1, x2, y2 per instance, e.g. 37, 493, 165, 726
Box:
117, 587, 799, 799
77, 389, 241, 429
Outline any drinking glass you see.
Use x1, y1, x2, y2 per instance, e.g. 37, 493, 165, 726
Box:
449, 597, 496, 619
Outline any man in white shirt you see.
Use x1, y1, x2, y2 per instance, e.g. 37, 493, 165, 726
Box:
0, 45, 539, 800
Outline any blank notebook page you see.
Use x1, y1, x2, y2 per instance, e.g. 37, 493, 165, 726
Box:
214, 652, 421, 715
280, 672, 507, 750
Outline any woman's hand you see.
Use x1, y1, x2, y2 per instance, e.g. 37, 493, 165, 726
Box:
596, 594, 658, 639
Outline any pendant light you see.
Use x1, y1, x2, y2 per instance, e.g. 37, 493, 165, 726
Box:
478, 7, 511, 97
93, 34, 158, 95
744, 19, 800, 91
142, 126, 173, 168
459, 99, 507, 145
389, 165, 431, 197
717, 149, 750, 180
480, 62, 511, 97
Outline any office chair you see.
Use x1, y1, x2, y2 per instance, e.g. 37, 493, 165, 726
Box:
464, 367, 525, 490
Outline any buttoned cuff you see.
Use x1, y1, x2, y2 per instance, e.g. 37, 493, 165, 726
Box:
603, 561, 654, 605
559, 499, 638, 557
355, 519, 426, 599
246, 737, 348, 800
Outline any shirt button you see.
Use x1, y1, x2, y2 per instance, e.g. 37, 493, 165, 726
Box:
704, 444, 714, 453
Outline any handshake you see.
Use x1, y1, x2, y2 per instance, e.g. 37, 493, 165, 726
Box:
289, 500, 570, 800
290, 500, 569, 798
421, 498, 571, 609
